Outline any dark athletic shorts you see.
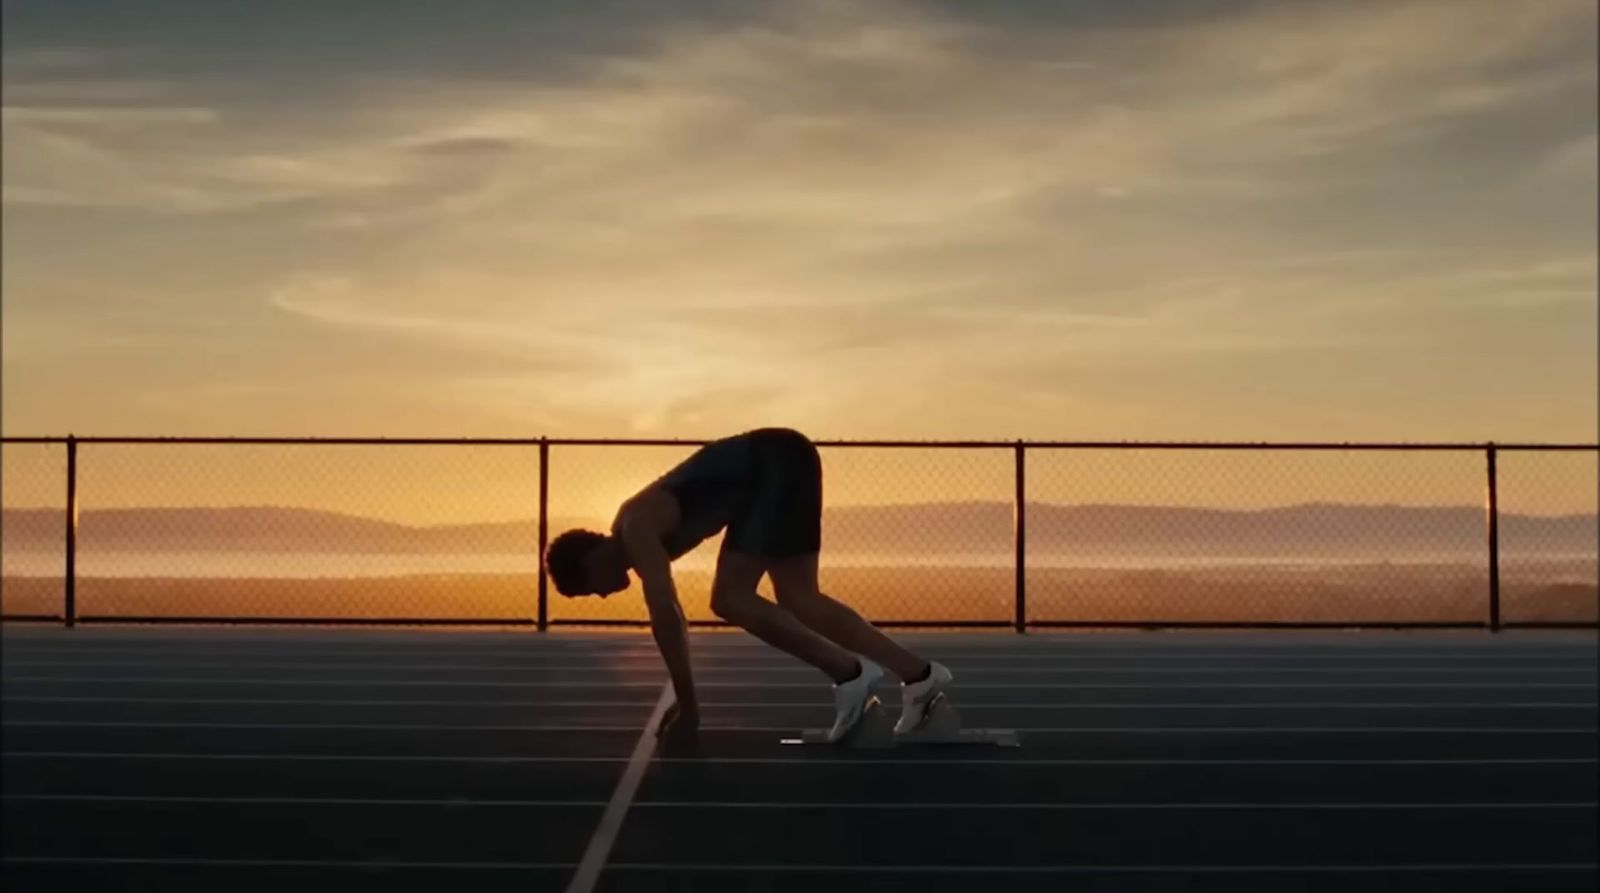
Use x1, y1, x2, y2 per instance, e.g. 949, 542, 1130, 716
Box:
722, 428, 823, 559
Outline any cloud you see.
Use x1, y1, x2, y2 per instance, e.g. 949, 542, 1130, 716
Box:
267, 273, 604, 357
1410, 253, 1598, 309
9, 0, 1590, 215
1, 105, 215, 124
405, 136, 524, 157
4, 0, 1595, 438
1533, 133, 1599, 181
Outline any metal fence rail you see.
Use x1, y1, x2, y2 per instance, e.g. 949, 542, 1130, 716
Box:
1, 435, 1595, 631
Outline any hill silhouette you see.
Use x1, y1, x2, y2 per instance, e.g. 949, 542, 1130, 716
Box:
2, 503, 1593, 557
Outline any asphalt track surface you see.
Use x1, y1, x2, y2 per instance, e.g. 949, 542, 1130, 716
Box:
1, 627, 1595, 892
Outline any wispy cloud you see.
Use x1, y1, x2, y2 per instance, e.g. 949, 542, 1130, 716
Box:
3, 0, 1594, 439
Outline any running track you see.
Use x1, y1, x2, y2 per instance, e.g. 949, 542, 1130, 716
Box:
2, 627, 1596, 891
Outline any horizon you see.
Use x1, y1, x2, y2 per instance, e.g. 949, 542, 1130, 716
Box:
5, 498, 1600, 518
6, 500, 1595, 565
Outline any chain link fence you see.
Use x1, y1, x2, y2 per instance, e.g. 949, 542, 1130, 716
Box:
1025, 448, 1494, 625
0, 441, 67, 619
1497, 448, 1600, 625
2, 437, 1594, 629
3, 440, 544, 624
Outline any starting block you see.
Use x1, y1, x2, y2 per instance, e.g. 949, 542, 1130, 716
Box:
782, 693, 1019, 748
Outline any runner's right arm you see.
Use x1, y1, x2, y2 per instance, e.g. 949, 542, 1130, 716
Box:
618, 516, 697, 721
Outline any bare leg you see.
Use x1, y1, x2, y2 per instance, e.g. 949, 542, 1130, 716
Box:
770, 554, 930, 682
711, 551, 860, 684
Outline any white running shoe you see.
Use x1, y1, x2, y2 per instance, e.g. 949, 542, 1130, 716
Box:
826, 659, 885, 743
895, 661, 954, 734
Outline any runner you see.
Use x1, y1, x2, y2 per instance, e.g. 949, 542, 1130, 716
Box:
546, 427, 952, 748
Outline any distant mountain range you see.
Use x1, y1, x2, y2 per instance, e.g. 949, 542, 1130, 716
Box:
2, 503, 1593, 557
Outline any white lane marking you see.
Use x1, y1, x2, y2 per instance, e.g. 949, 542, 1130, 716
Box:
4, 696, 1594, 709
3, 793, 604, 806
3, 669, 1593, 688
2, 720, 648, 730
0, 695, 642, 707
0, 856, 574, 869
7, 669, 1587, 684
3, 856, 1593, 873
3, 719, 1595, 733
6, 672, 1592, 688
564, 684, 672, 893
625, 801, 1599, 810
607, 862, 1598, 873
2, 751, 639, 762
4, 793, 1593, 810
5, 751, 1596, 767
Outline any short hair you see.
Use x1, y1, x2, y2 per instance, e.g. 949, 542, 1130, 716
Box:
546, 528, 608, 596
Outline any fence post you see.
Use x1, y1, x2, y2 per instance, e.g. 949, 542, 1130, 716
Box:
537, 437, 550, 633
1014, 441, 1027, 634
64, 435, 78, 629
1485, 443, 1500, 632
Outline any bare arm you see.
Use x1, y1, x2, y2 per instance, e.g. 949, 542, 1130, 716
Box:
618, 516, 696, 716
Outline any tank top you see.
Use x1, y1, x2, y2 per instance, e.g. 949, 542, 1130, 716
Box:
653, 433, 757, 559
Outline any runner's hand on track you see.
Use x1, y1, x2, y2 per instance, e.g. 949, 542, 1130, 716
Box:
657, 700, 699, 754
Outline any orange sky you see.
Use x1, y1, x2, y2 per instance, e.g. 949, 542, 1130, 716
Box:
2, 0, 1596, 519
2, 440, 1593, 522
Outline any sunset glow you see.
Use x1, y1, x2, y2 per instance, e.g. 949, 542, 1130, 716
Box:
3, 0, 1595, 448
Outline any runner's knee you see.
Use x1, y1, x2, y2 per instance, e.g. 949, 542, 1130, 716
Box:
774, 584, 822, 616
710, 584, 760, 621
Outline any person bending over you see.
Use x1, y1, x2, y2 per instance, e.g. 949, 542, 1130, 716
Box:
546, 427, 951, 748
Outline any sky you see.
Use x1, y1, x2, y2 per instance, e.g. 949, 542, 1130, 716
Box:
2, 0, 1596, 451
